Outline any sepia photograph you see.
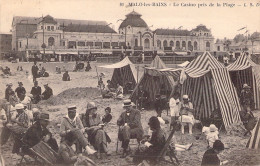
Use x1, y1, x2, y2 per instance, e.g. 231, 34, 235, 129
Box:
0, 0, 260, 165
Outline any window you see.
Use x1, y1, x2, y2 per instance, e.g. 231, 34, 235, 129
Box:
176, 41, 180, 49
51, 26, 54, 31
135, 39, 138, 47
41, 26, 43, 29
47, 26, 50, 31
19, 42, 22, 48
63, 41, 65, 46
144, 38, 150, 49
170, 41, 174, 47
206, 42, 210, 51
163, 40, 167, 47
194, 41, 198, 50
182, 41, 186, 50
217, 46, 220, 51
157, 40, 161, 49
48, 37, 55, 46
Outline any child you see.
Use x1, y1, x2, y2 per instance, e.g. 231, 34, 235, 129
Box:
102, 107, 112, 124
206, 124, 219, 148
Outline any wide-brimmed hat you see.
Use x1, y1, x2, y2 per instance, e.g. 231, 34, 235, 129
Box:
38, 112, 50, 121
15, 103, 24, 110
183, 95, 189, 99
6, 83, 13, 87
122, 99, 134, 107
68, 105, 77, 112
86, 102, 97, 111
210, 124, 218, 132
243, 84, 251, 89
18, 82, 23, 86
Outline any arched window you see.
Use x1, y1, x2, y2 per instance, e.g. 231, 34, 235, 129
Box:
157, 40, 161, 49
206, 42, 210, 51
182, 41, 186, 50
176, 41, 180, 49
188, 41, 192, 51
163, 40, 168, 47
144, 38, 150, 49
48, 37, 55, 46
194, 41, 198, 50
170, 41, 174, 47
135, 39, 138, 47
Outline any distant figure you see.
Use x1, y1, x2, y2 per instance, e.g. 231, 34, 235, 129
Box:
115, 83, 124, 99
30, 81, 41, 104
62, 71, 71, 81
41, 84, 53, 100
31, 61, 39, 82
15, 82, 26, 101
3, 66, 11, 75
206, 124, 219, 148
56, 66, 61, 74
240, 84, 254, 110
102, 107, 112, 124
98, 77, 105, 89
85, 61, 92, 71
141, 52, 145, 63
137, 85, 149, 110
5, 83, 13, 102
154, 94, 162, 117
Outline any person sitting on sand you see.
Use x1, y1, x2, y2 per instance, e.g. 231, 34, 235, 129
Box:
15, 82, 26, 101
22, 112, 59, 153
81, 102, 111, 159
115, 83, 124, 99
41, 84, 53, 100
201, 140, 228, 166
102, 80, 116, 98
59, 131, 96, 166
85, 61, 92, 72
102, 107, 112, 124
60, 106, 96, 154
62, 71, 71, 81
206, 124, 219, 148
30, 81, 42, 104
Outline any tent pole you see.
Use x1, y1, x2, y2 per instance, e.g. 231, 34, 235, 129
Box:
136, 65, 139, 108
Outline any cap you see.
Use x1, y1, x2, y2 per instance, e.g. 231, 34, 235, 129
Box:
68, 105, 77, 112
183, 95, 189, 99
15, 103, 24, 110
86, 102, 97, 111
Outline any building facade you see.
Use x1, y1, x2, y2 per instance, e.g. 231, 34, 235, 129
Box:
12, 11, 214, 60
0, 33, 12, 59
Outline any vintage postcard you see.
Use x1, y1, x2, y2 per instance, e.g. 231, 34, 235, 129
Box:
0, 0, 260, 165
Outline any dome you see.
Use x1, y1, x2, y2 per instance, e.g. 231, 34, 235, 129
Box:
119, 11, 148, 29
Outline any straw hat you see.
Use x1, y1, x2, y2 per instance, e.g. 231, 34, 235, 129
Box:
15, 103, 24, 110
122, 99, 134, 108
183, 95, 189, 99
243, 84, 251, 89
68, 105, 77, 112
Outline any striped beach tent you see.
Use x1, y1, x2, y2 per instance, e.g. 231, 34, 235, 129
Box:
150, 52, 242, 131
227, 53, 260, 109
130, 56, 176, 105
246, 118, 260, 149
99, 57, 137, 90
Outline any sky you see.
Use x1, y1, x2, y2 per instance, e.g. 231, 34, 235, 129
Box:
0, 0, 259, 39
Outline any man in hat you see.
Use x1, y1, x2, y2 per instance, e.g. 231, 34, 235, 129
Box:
201, 140, 228, 166
240, 83, 254, 110
60, 105, 96, 154
81, 102, 111, 158
179, 95, 194, 134
31, 61, 39, 82
62, 71, 71, 81
41, 84, 53, 100
5, 83, 13, 102
30, 81, 41, 104
117, 99, 144, 158
137, 85, 149, 110
23, 112, 59, 153
15, 82, 26, 101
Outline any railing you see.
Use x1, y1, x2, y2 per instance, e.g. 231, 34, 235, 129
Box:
96, 55, 196, 64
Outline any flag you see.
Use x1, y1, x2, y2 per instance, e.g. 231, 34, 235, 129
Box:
237, 27, 246, 31
178, 26, 183, 30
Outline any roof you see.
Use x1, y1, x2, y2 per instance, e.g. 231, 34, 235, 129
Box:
63, 24, 116, 33
192, 24, 210, 32
119, 11, 148, 29
155, 29, 191, 36
12, 16, 107, 27
41, 15, 57, 24
185, 52, 225, 77
227, 53, 257, 71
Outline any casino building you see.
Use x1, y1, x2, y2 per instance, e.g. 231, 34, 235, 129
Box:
12, 11, 214, 60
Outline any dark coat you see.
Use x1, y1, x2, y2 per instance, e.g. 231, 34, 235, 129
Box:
201, 149, 220, 166
15, 87, 26, 101
117, 108, 143, 138
31, 86, 41, 97
31, 65, 39, 76
23, 121, 58, 152
42, 87, 53, 100
5, 87, 13, 101
62, 73, 70, 81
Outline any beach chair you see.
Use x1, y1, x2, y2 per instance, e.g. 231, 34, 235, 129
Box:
29, 141, 60, 165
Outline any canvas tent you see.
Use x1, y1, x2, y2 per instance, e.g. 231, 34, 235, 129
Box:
149, 52, 242, 131
99, 57, 137, 90
130, 56, 176, 104
227, 53, 260, 109
246, 118, 260, 149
